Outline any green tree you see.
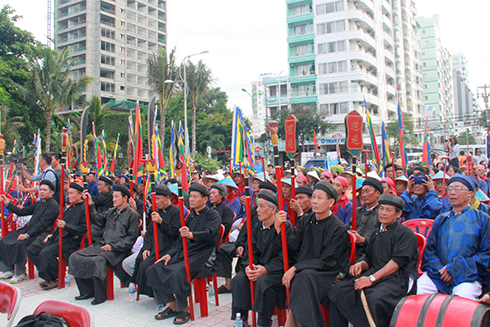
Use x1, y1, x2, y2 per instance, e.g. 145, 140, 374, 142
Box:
0, 105, 25, 147
23, 46, 93, 151
386, 117, 419, 151
271, 104, 332, 152
147, 46, 177, 146
0, 6, 42, 148
185, 59, 213, 154
88, 95, 112, 135
458, 130, 477, 145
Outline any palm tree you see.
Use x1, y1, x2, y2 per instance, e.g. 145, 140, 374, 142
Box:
147, 47, 177, 146
24, 46, 92, 151
88, 96, 112, 136
0, 105, 25, 149
185, 60, 213, 154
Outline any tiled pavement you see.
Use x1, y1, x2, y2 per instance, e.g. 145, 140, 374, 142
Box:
6, 272, 281, 327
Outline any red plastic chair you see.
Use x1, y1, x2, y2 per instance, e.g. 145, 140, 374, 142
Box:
321, 231, 357, 325
33, 300, 92, 327
193, 224, 225, 317
403, 219, 434, 238
0, 281, 21, 327
414, 233, 427, 278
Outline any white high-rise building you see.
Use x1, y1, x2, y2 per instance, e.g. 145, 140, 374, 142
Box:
286, 0, 424, 151
55, 0, 167, 110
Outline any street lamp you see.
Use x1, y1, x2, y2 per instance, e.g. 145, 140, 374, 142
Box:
165, 50, 209, 157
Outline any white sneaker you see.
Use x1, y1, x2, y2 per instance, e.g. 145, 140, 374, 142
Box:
0, 271, 14, 279
9, 274, 27, 284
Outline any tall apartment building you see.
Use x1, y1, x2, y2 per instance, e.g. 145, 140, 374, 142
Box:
285, 0, 424, 148
247, 74, 288, 140
415, 15, 454, 144
452, 53, 485, 142
55, 0, 167, 110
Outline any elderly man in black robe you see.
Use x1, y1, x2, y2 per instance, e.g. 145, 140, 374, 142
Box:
146, 183, 221, 325
231, 190, 294, 327
349, 178, 383, 260
126, 185, 181, 298
69, 184, 140, 305
329, 194, 419, 327
88, 175, 114, 244
280, 181, 351, 327
27, 182, 87, 290
0, 180, 59, 283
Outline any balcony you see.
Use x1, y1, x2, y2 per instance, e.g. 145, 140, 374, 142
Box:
288, 53, 315, 64
289, 73, 316, 84
347, 9, 375, 31
59, 6, 86, 17
348, 30, 376, 51
266, 95, 289, 106
101, 7, 115, 15
287, 32, 315, 44
350, 70, 379, 88
289, 94, 318, 104
348, 49, 377, 68
286, 12, 313, 25
286, 0, 312, 5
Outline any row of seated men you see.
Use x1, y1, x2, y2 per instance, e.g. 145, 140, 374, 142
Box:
0, 170, 490, 326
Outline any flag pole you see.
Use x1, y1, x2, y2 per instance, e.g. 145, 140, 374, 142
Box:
362, 150, 370, 178
391, 152, 396, 182
150, 170, 160, 260
442, 156, 450, 197
267, 121, 290, 303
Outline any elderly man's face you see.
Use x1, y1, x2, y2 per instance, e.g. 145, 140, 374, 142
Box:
189, 191, 207, 210
378, 204, 401, 226
256, 198, 275, 222
311, 189, 335, 215
155, 194, 171, 209
68, 188, 83, 204
209, 188, 223, 204
39, 185, 53, 201
447, 181, 472, 208
112, 191, 126, 209
295, 193, 312, 211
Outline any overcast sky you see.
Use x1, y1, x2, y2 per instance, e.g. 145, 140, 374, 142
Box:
3, 0, 489, 116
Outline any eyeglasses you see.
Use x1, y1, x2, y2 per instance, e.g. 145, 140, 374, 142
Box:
447, 186, 469, 193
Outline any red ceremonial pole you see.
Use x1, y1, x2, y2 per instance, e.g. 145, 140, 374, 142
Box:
290, 160, 296, 227
227, 158, 233, 176
241, 163, 257, 327
260, 156, 266, 178
150, 172, 160, 261
178, 179, 194, 321
267, 121, 290, 303
0, 135, 6, 238
58, 128, 68, 289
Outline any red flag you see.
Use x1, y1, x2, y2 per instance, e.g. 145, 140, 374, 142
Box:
313, 129, 319, 152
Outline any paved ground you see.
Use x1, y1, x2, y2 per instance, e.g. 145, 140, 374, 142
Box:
5, 272, 281, 327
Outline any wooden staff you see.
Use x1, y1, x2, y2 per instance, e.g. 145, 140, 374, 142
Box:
442, 156, 450, 197
58, 128, 68, 289
227, 158, 233, 176
260, 156, 266, 179
150, 172, 160, 261
361, 290, 377, 327
267, 121, 290, 303
178, 181, 194, 321
242, 163, 257, 327
129, 167, 134, 198
362, 150, 370, 178
391, 152, 396, 182
0, 135, 6, 237
351, 159, 358, 231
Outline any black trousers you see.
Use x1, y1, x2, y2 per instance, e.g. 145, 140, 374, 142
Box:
75, 277, 107, 302
217, 242, 236, 279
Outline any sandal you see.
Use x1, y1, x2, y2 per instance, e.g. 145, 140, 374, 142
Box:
217, 285, 231, 294
173, 311, 191, 325
155, 307, 178, 320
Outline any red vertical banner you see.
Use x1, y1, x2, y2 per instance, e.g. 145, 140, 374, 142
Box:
285, 115, 297, 158
313, 130, 319, 152
345, 111, 364, 151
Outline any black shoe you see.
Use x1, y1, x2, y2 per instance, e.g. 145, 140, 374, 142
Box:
75, 293, 94, 300
41, 281, 58, 290
91, 298, 106, 305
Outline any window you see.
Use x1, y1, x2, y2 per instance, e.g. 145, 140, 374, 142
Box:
100, 54, 115, 65
120, 21, 125, 26
293, 5, 307, 15
120, 46, 125, 52
295, 64, 309, 76
120, 59, 125, 64
121, 73, 125, 78
120, 86, 125, 90
328, 62, 337, 74
120, 8, 125, 13
316, 1, 344, 15
337, 40, 346, 51
100, 41, 115, 52
338, 60, 347, 72
317, 20, 345, 35
318, 43, 326, 54
318, 63, 327, 74
294, 24, 307, 36
321, 102, 350, 114
318, 40, 346, 54
294, 44, 308, 56
100, 82, 115, 93
319, 81, 349, 95
101, 27, 115, 39
120, 34, 125, 39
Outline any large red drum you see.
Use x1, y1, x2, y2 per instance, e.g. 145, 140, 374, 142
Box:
390, 294, 490, 327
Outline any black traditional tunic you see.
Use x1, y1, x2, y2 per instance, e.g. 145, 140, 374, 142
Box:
231, 221, 294, 313
68, 205, 140, 284
210, 201, 234, 237
135, 204, 181, 297
90, 191, 113, 243
27, 201, 87, 282
0, 198, 59, 267
145, 206, 221, 297
349, 204, 381, 260
289, 212, 351, 327
329, 221, 418, 327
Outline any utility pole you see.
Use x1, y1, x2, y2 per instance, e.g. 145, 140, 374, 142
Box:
477, 84, 490, 132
